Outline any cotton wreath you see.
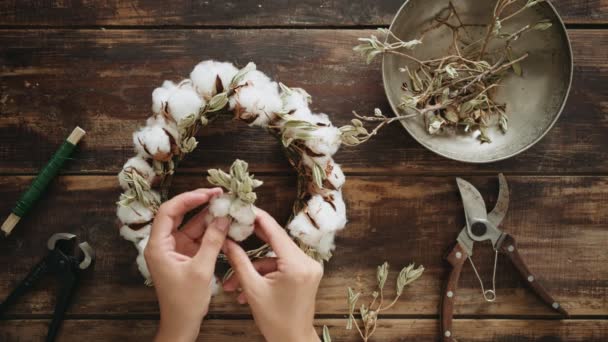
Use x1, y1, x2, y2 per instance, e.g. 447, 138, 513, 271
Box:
116, 60, 364, 286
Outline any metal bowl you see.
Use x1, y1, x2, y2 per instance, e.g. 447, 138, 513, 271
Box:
382, 0, 573, 163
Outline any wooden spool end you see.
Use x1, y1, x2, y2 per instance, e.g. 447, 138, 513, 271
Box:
1, 213, 21, 236
67, 126, 86, 145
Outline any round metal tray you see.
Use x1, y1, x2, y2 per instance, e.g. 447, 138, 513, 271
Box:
382, 0, 573, 163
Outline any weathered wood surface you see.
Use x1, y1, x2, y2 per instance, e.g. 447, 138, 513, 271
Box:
1, 319, 607, 341
0, 0, 605, 26
0, 175, 605, 317
0, 30, 606, 175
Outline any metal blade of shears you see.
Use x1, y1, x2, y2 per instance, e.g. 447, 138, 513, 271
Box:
456, 177, 504, 249
487, 173, 509, 227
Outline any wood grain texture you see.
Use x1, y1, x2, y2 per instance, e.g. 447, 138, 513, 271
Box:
0, 319, 606, 341
0, 0, 605, 26
0, 175, 605, 316
0, 29, 606, 175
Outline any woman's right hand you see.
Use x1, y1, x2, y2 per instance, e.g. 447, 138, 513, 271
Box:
222, 209, 322, 342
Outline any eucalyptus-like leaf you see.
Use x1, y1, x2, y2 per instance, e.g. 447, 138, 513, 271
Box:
312, 163, 326, 189
377, 262, 389, 290
532, 20, 552, 31
230, 62, 256, 88
322, 326, 331, 342
207, 92, 229, 112
507, 47, 523, 76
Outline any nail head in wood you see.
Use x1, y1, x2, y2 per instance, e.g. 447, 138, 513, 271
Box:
447, 291, 454, 298
528, 275, 534, 282
456, 252, 462, 259
444, 330, 451, 337
507, 245, 514, 252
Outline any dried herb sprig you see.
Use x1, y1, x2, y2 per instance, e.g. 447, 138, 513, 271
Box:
347, 262, 424, 341
353, 0, 553, 143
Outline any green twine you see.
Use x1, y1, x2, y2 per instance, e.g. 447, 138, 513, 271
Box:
12, 140, 77, 217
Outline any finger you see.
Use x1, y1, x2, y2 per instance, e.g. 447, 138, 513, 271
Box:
223, 239, 262, 289
192, 217, 231, 272
180, 207, 212, 240
151, 188, 222, 242
223, 257, 278, 291
254, 208, 300, 258
237, 292, 248, 305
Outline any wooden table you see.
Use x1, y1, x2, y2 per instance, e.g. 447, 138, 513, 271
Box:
0, 0, 606, 341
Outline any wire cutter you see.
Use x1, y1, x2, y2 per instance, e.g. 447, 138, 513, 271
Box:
440, 174, 567, 341
0, 233, 94, 342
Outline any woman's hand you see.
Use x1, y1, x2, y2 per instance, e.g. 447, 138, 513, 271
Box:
222, 209, 322, 342
144, 188, 231, 342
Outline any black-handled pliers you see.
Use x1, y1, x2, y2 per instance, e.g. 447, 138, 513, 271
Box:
0, 233, 95, 342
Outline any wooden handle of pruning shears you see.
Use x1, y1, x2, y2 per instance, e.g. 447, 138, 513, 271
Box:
440, 242, 469, 342
498, 234, 569, 317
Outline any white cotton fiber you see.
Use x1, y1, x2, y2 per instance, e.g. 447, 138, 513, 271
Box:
209, 276, 221, 297
190, 60, 239, 98
228, 221, 255, 242
311, 113, 331, 126
282, 88, 311, 113
236, 69, 273, 88
327, 163, 345, 190
118, 155, 156, 190
117, 200, 155, 225
133, 124, 173, 161
306, 192, 347, 233
304, 126, 341, 156
316, 232, 336, 256
151, 81, 178, 115
229, 82, 283, 126
136, 235, 152, 285
166, 82, 204, 124
287, 212, 323, 247
209, 194, 232, 218
229, 199, 255, 225
119, 224, 151, 244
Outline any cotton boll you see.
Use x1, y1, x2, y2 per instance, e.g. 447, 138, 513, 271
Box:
152, 81, 177, 114
316, 232, 336, 257
166, 82, 204, 124
304, 126, 341, 156
287, 212, 323, 247
237, 69, 273, 88
229, 83, 283, 126
119, 224, 151, 244
209, 276, 221, 297
209, 193, 232, 218
327, 162, 346, 190
311, 113, 331, 126
229, 199, 255, 225
118, 155, 156, 190
306, 193, 347, 233
117, 200, 155, 225
228, 221, 254, 242
136, 235, 152, 285
288, 107, 315, 123
146, 115, 179, 142
190, 60, 238, 98
282, 88, 311, 113
133, 124, 173, 161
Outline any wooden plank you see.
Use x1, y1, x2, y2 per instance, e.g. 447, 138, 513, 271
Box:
0, 319, 606, 341
0, 175, 605, 316
0, 0, 605, 26
0, 29, 606, 175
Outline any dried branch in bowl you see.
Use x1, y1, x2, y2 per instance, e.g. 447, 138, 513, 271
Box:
353, 0, 553, 143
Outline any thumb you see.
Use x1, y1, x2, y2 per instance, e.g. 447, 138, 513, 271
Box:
223, 239, 262, 291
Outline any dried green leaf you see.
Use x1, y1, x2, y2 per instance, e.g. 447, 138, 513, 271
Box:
207, 92, 229, 112
322, 326, 331, 342
230, 62, 256, 88
377, 262, 389, 290
499, 113, 509, 133
312, 163, 326, 189
507, 47, 523, 76
532, 19, 552, 31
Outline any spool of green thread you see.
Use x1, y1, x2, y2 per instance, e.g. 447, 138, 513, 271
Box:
2, 126, 86, 236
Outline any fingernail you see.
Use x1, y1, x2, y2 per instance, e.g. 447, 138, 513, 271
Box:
213, 217, 231, 232
237, 296, 246, 304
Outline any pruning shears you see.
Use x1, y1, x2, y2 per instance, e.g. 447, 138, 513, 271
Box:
441, 174, 567, 341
